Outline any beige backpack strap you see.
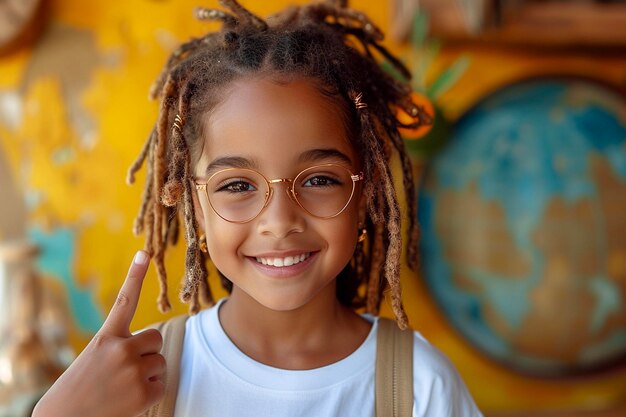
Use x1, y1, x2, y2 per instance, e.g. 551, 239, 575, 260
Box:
141, 314, 189, 417
375, 317, 414, 417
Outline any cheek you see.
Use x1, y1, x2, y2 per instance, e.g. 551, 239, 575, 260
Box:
336, 214, 359, 245
204, 223, 248, 280
324, 207, 360, 261
204, 213, 245, 254
196, 196, 245, 267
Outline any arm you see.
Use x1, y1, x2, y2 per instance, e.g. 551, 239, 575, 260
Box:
32, 251, 165, 417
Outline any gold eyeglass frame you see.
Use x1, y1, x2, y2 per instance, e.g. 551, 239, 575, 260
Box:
194, 163, 364, 224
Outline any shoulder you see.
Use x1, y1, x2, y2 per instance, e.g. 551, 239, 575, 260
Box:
411, 331, 457, 382
409, 330, 483, 417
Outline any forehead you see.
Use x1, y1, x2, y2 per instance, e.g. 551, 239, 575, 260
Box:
201, 76, 356, 172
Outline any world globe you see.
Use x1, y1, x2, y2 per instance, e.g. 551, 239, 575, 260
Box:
417, 77, 626, 376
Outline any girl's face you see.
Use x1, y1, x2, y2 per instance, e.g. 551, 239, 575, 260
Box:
193, 76, 362, 312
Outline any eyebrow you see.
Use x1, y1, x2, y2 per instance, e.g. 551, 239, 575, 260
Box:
205, 156, 258, 176
298, 148, 353, 166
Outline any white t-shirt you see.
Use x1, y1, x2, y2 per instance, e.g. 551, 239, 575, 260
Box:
174, 299, 483, 417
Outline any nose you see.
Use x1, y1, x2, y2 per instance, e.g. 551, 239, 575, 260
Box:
256, 182, 305, 238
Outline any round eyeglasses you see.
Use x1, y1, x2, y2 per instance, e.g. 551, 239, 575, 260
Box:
194, 164, 364, 223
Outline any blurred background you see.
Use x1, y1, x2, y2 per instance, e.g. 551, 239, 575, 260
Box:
0, 0, 625, 415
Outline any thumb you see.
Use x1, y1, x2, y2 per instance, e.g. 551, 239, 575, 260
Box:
101, 250, 150, 337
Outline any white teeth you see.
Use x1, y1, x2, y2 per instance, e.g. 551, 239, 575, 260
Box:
255, 253, 311, 267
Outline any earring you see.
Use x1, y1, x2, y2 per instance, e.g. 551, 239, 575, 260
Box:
199, 234, 208, 253
358, 228, 367, 243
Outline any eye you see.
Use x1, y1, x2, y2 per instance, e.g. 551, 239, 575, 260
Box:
217, 179, 257, 193
302, 175, 342, 188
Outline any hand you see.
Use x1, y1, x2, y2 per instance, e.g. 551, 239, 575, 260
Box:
32, 251, 165, 417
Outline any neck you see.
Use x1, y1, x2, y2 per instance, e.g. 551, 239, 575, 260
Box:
218, 284, 371, 369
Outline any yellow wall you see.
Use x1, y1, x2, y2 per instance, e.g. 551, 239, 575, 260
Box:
1, 0, 625, 413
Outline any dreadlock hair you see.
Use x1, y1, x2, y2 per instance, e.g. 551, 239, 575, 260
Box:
127, 0, 430, 329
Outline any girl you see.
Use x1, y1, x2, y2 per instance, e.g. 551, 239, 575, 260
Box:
34, 1, 483, 416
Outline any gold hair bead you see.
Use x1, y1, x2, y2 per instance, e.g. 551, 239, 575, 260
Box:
195, 8, 209, 19
172, 114, 184, 132
195, 7, 224, 21
352, 92, 368, 110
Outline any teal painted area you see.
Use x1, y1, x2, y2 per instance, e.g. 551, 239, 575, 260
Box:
29, 226, 103, 334
465, 267, 535, 331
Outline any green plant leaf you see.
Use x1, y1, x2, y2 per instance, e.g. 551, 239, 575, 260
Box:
411, 11, 429, 47
380, 60, 407, 83
427, 55, 470, 99
411, 42, 439, 92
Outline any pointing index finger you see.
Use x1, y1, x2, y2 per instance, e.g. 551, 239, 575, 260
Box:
102, 250, 151, 336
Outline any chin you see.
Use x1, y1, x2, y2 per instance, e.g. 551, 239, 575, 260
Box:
252, 295, 312, 313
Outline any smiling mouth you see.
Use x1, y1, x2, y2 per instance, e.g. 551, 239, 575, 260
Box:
254, 252, 312, 267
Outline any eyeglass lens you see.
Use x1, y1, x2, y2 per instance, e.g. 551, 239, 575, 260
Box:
206, 165, 357, 222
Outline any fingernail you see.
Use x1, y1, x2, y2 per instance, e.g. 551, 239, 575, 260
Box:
134, 250, 149, 265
